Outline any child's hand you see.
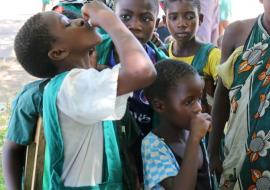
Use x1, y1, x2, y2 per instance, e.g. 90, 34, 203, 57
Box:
190, 113, 212, 143
81, 0, 114, 27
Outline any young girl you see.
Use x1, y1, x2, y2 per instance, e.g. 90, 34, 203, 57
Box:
142, 59, 213, 190
164, 0, 221, 113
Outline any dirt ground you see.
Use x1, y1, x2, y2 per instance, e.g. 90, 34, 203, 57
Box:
0, 58, 37, 115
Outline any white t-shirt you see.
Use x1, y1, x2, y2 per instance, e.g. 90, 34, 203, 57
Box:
56, 65, 130, 187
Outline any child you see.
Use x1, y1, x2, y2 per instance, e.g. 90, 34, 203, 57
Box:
142, 59, 212, 190
208, 0, 270, 189
2, 9, 81, 190
95, 0, 168, 183
163, 0, 221, 113
6, 1, 156, 189
96, 0, 167, 133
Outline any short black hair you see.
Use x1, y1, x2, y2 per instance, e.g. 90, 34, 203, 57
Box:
164, 0, 200, 13
144, 59, 198, 104
114, 0, 159, 16
14, 13, 58, 78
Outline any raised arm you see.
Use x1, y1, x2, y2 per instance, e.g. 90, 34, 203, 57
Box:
82, 1, 156, 96
161, 113, 211, 190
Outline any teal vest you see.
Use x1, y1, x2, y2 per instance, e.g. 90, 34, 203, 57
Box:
42, 72, 123, 190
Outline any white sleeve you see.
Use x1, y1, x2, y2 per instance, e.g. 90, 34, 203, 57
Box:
57, 65, 131, 125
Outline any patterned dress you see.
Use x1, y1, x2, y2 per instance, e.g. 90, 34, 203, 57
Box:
218, 14, 270, 190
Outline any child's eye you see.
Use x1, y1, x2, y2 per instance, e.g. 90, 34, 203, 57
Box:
185, 97, 201, 106
185, 13, 195, 20
168, 14, 177, 21
120, 15, 131, 22
142, 16, 153, 22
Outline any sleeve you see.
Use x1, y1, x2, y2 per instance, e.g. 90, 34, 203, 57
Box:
6, 85, 43, 145
217, 46, 244, 89
141, 135, 179, 189
57, 65, 131, 125
204, 47, 221, 80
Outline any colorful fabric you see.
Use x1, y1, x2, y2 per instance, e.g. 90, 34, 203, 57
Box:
57, 2, 82, 15
217, 46, 244, 89
6, 79, 49, 145
168, 41, 221, 80
142, 132, 179, 190
218, 14, 270, 190
42, 66, 130, 189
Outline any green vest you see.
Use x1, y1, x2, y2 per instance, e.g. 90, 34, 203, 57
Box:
42, 72, 123, 190
95, 34, 168, 66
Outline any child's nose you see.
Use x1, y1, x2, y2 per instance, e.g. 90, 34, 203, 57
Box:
177, 17, 187, 28
128, 19, 142, 30
193, 100, 202, 114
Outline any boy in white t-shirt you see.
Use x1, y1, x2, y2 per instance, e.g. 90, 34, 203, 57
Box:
7, 1, 156, 189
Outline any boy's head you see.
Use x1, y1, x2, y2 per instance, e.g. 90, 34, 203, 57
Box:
15, 11, 101, 78
164, 0, 203, 43
144, 59, 204, 130
114, 0, 159, 44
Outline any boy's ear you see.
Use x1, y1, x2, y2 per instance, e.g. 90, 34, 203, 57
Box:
199, 13, 204, 26
152, 98, 166, 113
48, 48, 70, 61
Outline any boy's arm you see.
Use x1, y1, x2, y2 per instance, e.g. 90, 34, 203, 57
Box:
208, 79, 230, 176
161, 113, 211, 190
3, 140, 26, 190
82, 1, 156, 96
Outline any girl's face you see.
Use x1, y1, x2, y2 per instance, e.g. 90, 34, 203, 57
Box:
115, 0, 158, 44
161, 74, 204, 130
165, 1, 202, 43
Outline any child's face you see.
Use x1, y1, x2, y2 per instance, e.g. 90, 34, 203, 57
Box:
165, 1, 202, 43
115, 0, 158, 44
162, 74, 203, 130
43, 12, 102, 59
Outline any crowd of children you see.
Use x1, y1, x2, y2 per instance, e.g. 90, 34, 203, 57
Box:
2, 0, 270, 189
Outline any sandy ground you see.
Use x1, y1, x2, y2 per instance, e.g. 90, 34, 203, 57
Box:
0, 58, 37, 117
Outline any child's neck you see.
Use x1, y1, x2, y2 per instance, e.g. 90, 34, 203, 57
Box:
262, 14, 270, 35
155, 118, 188, 144
57, 52, 92, 73
173, 37, 201, 57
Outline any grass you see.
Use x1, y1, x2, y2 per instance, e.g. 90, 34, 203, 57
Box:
0, 102, 11, 190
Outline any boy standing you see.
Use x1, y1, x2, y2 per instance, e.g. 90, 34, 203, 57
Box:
6, 1, 156, 189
